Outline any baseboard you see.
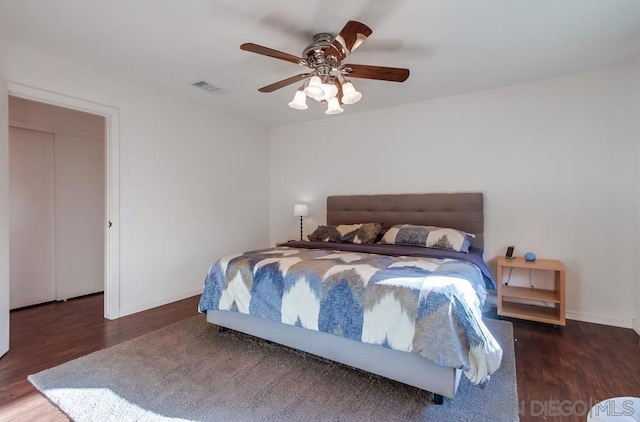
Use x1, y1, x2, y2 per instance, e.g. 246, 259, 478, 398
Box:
566, 311, 633, 329
118, 288, 203, 318
476, 291, 633, 329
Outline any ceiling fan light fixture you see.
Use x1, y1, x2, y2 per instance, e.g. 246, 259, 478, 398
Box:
288, 90, 308, 110
341, 82, 362, 105
325, 97, 344, 115
304, 75, 324, 98
240, 20, 409, 116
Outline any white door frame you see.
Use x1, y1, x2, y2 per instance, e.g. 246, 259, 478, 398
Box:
1, 83, 9, 357
7, 82, 121, 319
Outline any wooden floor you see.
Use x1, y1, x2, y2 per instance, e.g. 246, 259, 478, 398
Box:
0, 294, 200, 421
509, 312, 640, 421
0, 295, 638, 422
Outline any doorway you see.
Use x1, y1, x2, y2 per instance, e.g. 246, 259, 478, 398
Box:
6, 82, 121, 319
9, 97, 106, 308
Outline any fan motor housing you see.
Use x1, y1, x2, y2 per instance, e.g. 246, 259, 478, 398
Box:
303, 33, 334, 68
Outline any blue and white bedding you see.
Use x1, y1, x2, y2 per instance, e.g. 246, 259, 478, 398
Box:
198, 245, 502, 385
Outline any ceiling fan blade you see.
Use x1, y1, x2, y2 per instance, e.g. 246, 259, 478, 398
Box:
343, 64, 410, 82
258, 73, 311, 93
241, 43, 304, 65
324, 21, 372, 63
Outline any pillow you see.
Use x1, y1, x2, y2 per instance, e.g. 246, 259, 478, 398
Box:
307, 225, 341, 242
379, 224, 474, 253
352, 223, 383, 244
307, 223, 382, 244
334, 224, 362, 243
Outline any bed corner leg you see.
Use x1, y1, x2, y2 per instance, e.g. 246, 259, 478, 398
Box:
217, 325, 226, 333
433, 393, 444, 405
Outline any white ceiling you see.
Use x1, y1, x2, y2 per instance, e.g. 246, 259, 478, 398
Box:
1, 0, 640, 127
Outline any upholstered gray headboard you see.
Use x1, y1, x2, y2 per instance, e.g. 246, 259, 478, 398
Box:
326, 193, 484, 251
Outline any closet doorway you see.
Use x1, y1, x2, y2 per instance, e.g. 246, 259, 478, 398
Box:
9, 97, 105, 309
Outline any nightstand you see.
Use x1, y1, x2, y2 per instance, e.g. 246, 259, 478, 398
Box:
496, 256, 566, 326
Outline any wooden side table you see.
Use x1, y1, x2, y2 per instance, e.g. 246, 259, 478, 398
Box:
496, 256, 566, 326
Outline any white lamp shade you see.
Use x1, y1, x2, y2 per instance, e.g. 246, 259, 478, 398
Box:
325, 97, 344, 115
293, 204, 309, 217
317, 82, 338, 101
341, 82, 362, 105
304, 76, 324, 98
288, 90, 308, 110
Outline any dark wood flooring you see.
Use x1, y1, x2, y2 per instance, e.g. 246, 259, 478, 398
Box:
0, 294, 200, 421
508, 312, 640, 421
0, 294, 638, 421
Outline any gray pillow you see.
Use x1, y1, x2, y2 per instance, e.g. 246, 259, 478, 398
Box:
307, 225, 341, 242
307, 223, 382, 244
352, 223, 383, 244
379, 224, 474, 253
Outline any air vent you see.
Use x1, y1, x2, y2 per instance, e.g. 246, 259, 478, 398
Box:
191, 81, 226, 95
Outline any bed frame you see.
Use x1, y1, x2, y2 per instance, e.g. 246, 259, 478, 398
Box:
206, 192, 484, 403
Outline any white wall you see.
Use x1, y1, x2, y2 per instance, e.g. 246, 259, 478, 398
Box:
635, 57, 640, 337
0, 83, 9, 357
9, 95, 105, 139
0, 40, 270, 316
270, 63, 638, 328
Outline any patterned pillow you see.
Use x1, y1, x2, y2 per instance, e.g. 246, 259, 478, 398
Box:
334, 224, 362, 243
379, 224, 474, 253
307, 223, 382, 244
307, 225, 341, 242
351, 223, 383, 244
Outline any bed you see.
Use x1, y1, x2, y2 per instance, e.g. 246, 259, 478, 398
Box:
198, 193, 502, 403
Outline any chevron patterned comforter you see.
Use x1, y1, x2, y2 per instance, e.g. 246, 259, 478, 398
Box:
198, 245, 502, 385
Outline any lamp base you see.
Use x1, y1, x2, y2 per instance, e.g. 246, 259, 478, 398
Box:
299, 216, 304, 241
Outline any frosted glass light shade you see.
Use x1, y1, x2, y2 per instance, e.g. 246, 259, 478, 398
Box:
325, 97, 344, 115
341, 82, 362, 104
317, 83, 338, 101
288, 90, 308, 110
304, 76, 324, 98
293, 204, 309, 217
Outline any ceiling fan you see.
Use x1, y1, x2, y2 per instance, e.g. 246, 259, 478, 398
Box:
240, 20, 410, 114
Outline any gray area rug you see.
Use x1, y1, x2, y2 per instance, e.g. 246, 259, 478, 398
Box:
29, 315, 518, 421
